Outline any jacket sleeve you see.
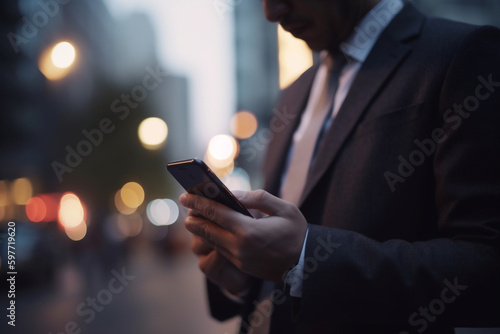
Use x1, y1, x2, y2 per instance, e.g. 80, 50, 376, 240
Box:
294, 26, 500, 328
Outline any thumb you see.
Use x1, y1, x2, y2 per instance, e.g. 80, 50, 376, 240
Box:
234, 190, 292, 216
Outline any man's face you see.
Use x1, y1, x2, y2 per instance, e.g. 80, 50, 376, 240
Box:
263, 0, 374, 52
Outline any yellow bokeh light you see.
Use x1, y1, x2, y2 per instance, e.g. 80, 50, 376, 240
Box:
230, 111, 258, 139
120, 182, 145, 209
278, 25, 314, 89
58, 193, 85, 228
114, 190, 136, 215
0, 180, 9, 206
65, 220, 87, 241
206, 156, 235, 178
52, 42, 76, 68
138, 117, 168, 150
11, 178, 33, 205
39, 41, 76, 80
0, 206, 6, 222
0, 205, 15, 222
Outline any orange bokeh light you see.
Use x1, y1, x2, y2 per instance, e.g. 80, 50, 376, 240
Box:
26, 197, 47, 222
114, 190, 136, 215
40, 194, 59, 221
230, 111, 258, 139
25, 194, 61, 223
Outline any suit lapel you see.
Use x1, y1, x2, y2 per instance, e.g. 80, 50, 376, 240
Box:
299, 5, 424, 205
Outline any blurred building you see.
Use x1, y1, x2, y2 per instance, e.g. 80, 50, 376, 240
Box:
232, 0, 280, 187
0, 0, 190, 281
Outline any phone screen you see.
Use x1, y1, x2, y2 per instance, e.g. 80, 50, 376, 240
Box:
167, 159, 252, 217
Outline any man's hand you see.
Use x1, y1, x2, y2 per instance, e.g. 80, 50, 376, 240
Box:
191, 235, 252, 295
180, 190, 308, 282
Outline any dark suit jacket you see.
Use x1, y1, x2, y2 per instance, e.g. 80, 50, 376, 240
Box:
208, 4, 500, 333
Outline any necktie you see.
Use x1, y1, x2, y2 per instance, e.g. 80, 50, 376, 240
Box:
280, 54, 345, 206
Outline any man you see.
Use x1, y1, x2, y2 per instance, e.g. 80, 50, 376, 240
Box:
180, 0, 500, 333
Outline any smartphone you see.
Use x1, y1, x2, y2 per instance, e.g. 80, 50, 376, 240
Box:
167, 158, 252, 217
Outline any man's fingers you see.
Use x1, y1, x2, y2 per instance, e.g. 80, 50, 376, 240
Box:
191, 235, 213, 256
198, 251, 250, 295
184, 215, 235, 257
198, 250, 218, 275
180, 193, 250, 232
181, 193, 245, 266
198, 250, 225, 278
234, 190, 293, 217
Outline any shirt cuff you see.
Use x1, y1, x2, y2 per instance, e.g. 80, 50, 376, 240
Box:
285, 228, 309, 298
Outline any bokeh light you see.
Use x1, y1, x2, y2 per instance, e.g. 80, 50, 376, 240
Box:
146, 199, 179, 226
208, 134, 238, 161
0, 206, 7, 222
206, 134, 239, 171
0, 180, 10, 206
230, 111, 258, 139
205, 156, 235, 178
26, 196, 47, 223
58, 193, 85, 228
114, 190, 136, 215
41, 194, 59, 222
0, 180, 11, 221
120, 182, 145, 209
51, 42, 76, 68
138, 117, 168, 150
25, 194, 60, 223
65, 221, 87, 241
39, 41, 77, 80
11, 177, 33, 205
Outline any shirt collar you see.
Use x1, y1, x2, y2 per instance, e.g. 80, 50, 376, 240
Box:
340, 0, 404, 63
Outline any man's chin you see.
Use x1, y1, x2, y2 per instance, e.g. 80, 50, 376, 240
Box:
304, 39, 338, 53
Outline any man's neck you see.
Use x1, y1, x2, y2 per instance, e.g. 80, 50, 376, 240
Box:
327, 0, 384, 54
